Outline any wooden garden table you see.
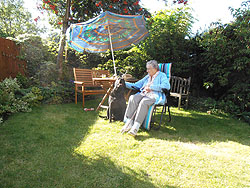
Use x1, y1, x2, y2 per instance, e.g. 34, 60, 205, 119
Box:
92, 77, 117, 111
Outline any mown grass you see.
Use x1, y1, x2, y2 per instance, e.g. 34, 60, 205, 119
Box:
0, 99, 250, 188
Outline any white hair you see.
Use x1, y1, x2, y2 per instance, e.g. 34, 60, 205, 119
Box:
146, 60, 159, 70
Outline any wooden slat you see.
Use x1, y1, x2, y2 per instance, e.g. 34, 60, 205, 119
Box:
73, 68, 94, 87
0, 38, 26, 81
170, 76, 191, 109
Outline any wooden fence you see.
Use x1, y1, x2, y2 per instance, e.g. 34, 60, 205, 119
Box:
0, 37, 26, 81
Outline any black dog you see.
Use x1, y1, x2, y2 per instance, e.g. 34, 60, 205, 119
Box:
107, 77, 126, 122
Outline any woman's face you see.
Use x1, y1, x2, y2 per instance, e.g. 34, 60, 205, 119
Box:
146, 65, 157, 77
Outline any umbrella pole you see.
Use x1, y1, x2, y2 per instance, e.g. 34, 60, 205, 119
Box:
107, 24, 117, 76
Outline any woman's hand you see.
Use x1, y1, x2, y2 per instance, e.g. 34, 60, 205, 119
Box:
145, 86, 152, 93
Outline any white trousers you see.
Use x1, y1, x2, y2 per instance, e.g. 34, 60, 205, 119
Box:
124, 93, 156, 125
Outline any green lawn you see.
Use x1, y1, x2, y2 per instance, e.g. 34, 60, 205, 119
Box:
0, 99, 250, 188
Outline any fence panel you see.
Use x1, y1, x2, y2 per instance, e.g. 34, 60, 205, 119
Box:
0, 37, 26, 81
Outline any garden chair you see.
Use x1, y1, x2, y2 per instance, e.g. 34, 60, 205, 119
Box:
170, 76, 191, 109
73, 68, 111, 108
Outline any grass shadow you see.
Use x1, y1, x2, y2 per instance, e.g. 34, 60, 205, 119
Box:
0, 100, 178, 188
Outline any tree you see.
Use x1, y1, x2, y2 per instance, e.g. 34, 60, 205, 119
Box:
0, 0, 44, 38
38, 0, 151, 79
142, 7, 193, 64
195, 0, 250, 118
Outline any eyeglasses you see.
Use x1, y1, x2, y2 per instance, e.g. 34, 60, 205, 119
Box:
146, 67, 154, 70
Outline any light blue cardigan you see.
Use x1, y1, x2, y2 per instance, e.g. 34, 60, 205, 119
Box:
125, 72, 170, 105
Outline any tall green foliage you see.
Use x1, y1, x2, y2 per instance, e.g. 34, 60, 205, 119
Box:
97, 47, 150, 77
8, 34, 57, 85
0, 0, 44, 38
198, 1, 250, 116
142, 7, 193, 64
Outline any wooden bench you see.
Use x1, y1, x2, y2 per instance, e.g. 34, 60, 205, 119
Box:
170, 76, 191, 110
73, 68, 111, 108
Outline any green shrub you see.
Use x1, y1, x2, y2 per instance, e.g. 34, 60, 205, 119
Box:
16, 73, 30, 88
189, 96, 250, 124
0, 78, 31, 121
8, 34, 56, 80
142, 7, 193, 65
35, 61, 58, 86
194, 2, 250, 123
20, 87, 44, 106
39, 81, 74, 105
97, 47, 149, 78
0, 78, 43, 123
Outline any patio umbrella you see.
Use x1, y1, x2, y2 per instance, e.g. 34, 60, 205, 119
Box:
66, 11, 149, 75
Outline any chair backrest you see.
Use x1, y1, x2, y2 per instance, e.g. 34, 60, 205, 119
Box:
73, 68, 112, 89
170, 76, 191, 95
158, 63, 172, 81
73, 68, 94, 87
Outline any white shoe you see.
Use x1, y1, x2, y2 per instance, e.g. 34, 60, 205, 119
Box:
127, 122, 140, 137
121, 119, 133, 134
128, 127, 138, 137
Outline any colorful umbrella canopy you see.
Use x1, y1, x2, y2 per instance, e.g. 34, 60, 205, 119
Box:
66, 11, 149, 75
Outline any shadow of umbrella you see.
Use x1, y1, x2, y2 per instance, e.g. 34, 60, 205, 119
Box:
66, 11, 149, 75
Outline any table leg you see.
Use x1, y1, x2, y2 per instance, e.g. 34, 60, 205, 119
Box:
96, 85, 113, 111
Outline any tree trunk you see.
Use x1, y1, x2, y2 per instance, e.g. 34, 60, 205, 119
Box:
57, 0, 71, 80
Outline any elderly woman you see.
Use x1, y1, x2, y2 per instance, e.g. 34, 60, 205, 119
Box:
121, 60, 170, 136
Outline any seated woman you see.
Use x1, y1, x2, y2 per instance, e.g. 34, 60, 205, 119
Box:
121, 60, 170, 136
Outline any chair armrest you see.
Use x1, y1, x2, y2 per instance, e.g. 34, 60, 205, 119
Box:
131, 86, 141, 93
74, 81, 84, 85
162, 88, 170, 97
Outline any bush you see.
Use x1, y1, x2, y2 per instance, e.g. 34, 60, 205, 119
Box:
97, 47, 150, 78
42, 81, 74, 104
142, 7, 193, 65
189, 96, 250, 124
8, 34, 56, 80
0, 78, 43, 123
35, 61, 59, 86
0, 78, 30, 121
194, 2, 250, 123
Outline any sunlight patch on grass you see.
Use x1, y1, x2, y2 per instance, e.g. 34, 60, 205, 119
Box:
1, 103, 250, 188
74, 117, 250, 188
171, 107, 230, 121
165, 125, 176, 131
171, 108, 192, 116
